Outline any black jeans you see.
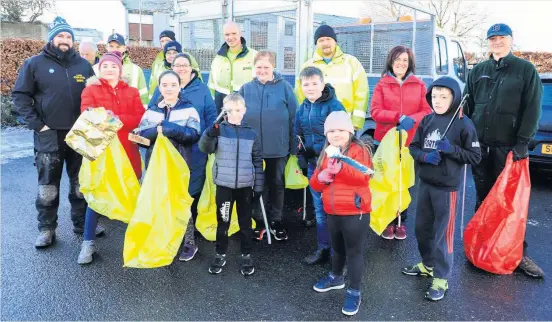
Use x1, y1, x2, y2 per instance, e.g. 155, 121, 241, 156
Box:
215, 186, 253, 255
255, 156, 287, 226
472, 145, 528, 253
34, 129, 86, 231
328, 214, 370, 291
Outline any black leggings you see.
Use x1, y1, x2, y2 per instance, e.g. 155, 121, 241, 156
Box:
327, 214, 370, 290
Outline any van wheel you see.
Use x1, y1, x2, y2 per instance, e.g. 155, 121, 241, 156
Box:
360, 133, 375, 151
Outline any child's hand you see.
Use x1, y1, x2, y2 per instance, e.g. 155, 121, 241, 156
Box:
317, 169, 334, 184
436, 138, 455, 154
206, 124, 220, 137
326, 158, 342, 174
423, 151, 441, 165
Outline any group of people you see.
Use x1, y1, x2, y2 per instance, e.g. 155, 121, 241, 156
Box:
12, 15, 544, 316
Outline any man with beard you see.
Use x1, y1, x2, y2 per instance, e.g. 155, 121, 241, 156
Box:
295, 25, 369, 131
12, 16, 104, 248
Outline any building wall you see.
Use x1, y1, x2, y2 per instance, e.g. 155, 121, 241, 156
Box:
0, 22, 48, 41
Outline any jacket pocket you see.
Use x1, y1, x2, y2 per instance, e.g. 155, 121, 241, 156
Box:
496, 76, 523, 115
33, 129, 58, 153
492, 114, 517, 145
473, 76, 494, 104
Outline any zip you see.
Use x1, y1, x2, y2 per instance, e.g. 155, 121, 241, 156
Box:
65, 69, 75, 109
307, 102, 315, 150
329, 184, 337, 215
234, 126, 240, 189
259, 84, 266, 154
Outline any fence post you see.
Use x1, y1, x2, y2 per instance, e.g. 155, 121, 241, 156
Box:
296, 0, 313, 77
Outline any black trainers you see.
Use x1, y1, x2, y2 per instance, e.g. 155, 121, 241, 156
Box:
304, 248, 330, 265
517, 256, 545, 278
208, 253, 227, 274
240, 254, 255, 276
270, 221, 288, 241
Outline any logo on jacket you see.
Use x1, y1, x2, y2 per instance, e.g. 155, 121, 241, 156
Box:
74, 74, 85, 83
49, 68, 55, 74
424, 129, 441, 149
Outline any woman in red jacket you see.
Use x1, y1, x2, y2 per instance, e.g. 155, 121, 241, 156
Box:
310, 111, 372, 316
77, 51, 145, 265
370, 45, 432, 240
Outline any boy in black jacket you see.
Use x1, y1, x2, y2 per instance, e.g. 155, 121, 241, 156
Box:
402, 76, 482, 301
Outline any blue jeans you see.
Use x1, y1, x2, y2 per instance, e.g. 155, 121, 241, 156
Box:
83, 207, 99, 241
308, 162, 330, 250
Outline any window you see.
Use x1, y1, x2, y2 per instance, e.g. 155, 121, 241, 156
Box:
434, 36, 449, 75
284, 47, 295, 70
285, 22, 295, 36
452, 41, 467, 83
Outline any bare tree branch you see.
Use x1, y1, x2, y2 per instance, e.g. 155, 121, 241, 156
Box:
1, 0, 55, 22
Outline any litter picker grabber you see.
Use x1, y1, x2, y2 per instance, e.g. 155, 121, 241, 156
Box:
259, 196, 272, 245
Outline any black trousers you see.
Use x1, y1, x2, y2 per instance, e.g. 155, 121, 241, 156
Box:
472, 145, 528, 253
215, 186, 253, 255
328, 214, 370, 290
415, 181, 457, 279
34, 129, 86, 231
254, 156, 287, 225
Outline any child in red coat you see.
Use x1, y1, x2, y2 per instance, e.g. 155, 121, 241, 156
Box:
77, 51, 145, 265
309, 111, 372, 316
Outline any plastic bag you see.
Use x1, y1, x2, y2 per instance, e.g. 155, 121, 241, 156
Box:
195, 154, 247, 241
369, 129, 415, 235
123, 133, 193, 268
285, 155, 309, 189
464, 152, 530, 274
79, 136, 140, 223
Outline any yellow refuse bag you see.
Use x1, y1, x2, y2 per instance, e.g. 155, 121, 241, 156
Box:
369, 129, 415, 235
123, 133, 193, 268
79, 136, 140, 223
284, 155, 309, 189
195, 154, 256, 241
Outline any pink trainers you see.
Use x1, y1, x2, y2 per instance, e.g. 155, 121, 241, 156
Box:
381, 225, 395, 239
395, 225, 407, 240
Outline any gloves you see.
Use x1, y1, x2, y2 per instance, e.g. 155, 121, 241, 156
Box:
397, 115, 415, 131
423, 151, 441, 165
512, 143, 528, 161
206, 124, 220, 137
317, 169, 334, 184
253, 190, 262, 201
436, 138, 456, 154
303, 146, 316, 159
326, 158, 342, 174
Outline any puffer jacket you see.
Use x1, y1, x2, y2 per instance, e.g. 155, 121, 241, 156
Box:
138, 97, 200, 167
80, 76, 144, 177
198, 121, 264, 192
294, 84, 345, 158
310, 142, 372, 215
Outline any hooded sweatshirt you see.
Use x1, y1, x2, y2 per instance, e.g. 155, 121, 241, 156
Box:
409, 77, 482, 191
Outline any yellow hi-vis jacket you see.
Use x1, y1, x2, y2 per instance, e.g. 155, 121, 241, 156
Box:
208, 38, 257, 111
93, 54, 148, 108
148, 51, 202, 99
295, 45, 369, 129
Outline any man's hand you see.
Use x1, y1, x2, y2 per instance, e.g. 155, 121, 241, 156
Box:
512, 143, 529, 161
39, 125, 50, 132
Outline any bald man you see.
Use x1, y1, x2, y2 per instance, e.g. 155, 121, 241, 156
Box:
207, 21, 257, 113
79, 41, 99, 65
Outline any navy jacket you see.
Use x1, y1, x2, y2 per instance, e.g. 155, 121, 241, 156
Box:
139, 97, 201, 168
239, 73, 298, 158
151, 74, 217, 196
294, 84, 345, 159
199, 121, 264, 192
410, 77, 482, 191
12, 43, 95, 131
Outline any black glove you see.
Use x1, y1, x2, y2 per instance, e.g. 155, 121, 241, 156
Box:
253, 190, 262, 201
512, 143, 528, 161
303, 146, 316, 159
206, 124, 220, 137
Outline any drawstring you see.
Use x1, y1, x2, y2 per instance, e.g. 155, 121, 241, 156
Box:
359, 211, 363, 220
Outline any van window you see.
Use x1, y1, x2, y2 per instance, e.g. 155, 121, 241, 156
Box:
452, 41, 466, 82
435, 36, 448, 75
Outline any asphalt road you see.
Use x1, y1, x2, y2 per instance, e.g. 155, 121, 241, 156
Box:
1, 137, 552, 320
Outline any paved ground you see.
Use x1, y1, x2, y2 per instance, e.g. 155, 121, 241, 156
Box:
1, 129, 552, 320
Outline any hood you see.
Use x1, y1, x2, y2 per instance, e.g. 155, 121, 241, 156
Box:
43, 42, 77, 64
85, 76, 128, 88
183, 72, 201, 90
253, 72, 284, 85
426, 76, 461, 115
217, 37, 249, 58
315, 83, 337, 103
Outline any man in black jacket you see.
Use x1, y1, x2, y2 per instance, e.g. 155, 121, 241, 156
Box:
12, 16, 103, 248
463, 23, 544, 278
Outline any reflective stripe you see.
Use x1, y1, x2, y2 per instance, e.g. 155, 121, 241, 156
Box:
213, 85, 231, 95
353, 110, 367, 118
324, 77, 351, 84
131, 65, 139, 88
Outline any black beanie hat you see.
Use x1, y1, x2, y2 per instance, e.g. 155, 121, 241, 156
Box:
314, 25, 337, 45
159, 30, 176, 41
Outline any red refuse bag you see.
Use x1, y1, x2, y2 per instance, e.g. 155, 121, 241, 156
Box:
464, 152, 530, 274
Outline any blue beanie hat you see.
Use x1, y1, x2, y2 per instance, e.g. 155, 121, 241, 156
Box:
163, 41, 182, 55
48, 16, 74, 42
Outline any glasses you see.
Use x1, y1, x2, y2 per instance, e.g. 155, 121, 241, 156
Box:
173, 64, 191, 68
